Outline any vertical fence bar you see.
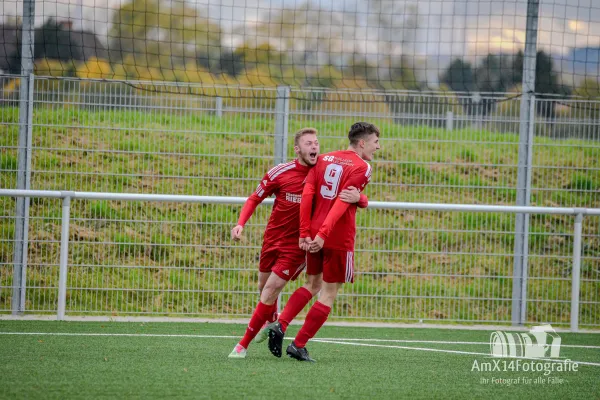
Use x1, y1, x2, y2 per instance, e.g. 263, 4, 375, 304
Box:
215, 96, 223, 118
274, 86, 290, 164
274, 86, 290, 312
57, 195, 72, 321
12, 0, 36, 315
445, 111, 453, 131
512, 0, 539, 326
519, 95, 536, 325
570, 213, 583, 332
12, 73, 35, 315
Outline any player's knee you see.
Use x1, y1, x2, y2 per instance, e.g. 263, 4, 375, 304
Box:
260, 289, 278, 305
317, 283, 340, 306
260, 285, 282, 305
260, 277, 286, 304
305, 279, 322, 297
268, 275, 287, 290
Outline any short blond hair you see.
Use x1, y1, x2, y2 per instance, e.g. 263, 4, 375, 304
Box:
294, 127, 318, 146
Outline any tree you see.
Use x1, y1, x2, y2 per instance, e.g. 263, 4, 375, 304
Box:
441, 51, 570, 116
440, 59, 475, 92
34, 19, 83, 62
367, 0, 420, 90
108, 0, 222, 76
3, 18, 107, 75
0, 24, 21, 73
511, 50, 523, 87
575, 78, 600, 98
573, 79, 600, 136
251, 1, 345, 87
214, 49, 245, 77
474, 54, 516, 93
532, 50, 571, 118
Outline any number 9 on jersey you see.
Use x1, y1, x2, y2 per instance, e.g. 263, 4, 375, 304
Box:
320, 164, 343, 199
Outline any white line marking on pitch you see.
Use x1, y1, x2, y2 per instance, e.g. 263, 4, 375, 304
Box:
0, 332, 598, 349
0, 332, 240, 339
1, 332, 599, 365
312, 339, 600, 367
316, 338, 600, 350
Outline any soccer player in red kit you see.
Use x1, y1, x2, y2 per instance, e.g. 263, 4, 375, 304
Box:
267, 122, 380, 362
228, 127, 368, 359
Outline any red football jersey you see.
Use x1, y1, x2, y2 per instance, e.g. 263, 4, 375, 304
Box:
300, 150, 372, 251
238, 160, 310, 248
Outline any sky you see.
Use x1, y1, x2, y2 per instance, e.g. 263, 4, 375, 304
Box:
2, 0, 599, 59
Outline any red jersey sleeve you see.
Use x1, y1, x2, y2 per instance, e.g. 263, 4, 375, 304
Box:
317, 199, 351, 241
357, 193, 368, 208
299, 167, 317, 238
236, 169, 280, 226
344, 163, 372, 193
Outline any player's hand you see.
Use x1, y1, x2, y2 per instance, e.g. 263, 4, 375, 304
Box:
308, 235, 324, 253
299, 237, 311, 251
231, 225, 244, 241
339, 186, 360, 203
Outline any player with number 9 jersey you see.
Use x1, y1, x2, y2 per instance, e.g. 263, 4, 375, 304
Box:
299, 150, 372, 285
301, 151, 372, 252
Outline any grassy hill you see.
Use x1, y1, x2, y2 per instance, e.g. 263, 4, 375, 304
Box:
0, 106, 598, 326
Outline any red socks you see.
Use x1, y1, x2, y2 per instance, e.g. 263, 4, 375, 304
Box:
278, 287, 313, 332
239, 301, 273, 349
267, 299, 278, 323
238, 288, 318, 349
293, 301, 331, 348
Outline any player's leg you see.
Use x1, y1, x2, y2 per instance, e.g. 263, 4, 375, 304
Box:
285, 281, 340, 362
268, 251, 322, 357
286, 249, 352, 361
258, 271, 271, 293
258, 271, 278, 323
252, 273, 287, 344
229, 246, 277, 358
231, 247, 309, 356
258, 247, 279, 322
257, 244, 276, 293
255, 250, 307, 344
278, 272, 322, 332
286, 281, 340, 359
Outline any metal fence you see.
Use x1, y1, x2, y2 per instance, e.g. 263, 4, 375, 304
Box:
1, 189, 599, 332
1, 75, 599, 328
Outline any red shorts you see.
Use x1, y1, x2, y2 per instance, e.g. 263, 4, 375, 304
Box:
259, 245, 306, 281
306, 248, 354, 284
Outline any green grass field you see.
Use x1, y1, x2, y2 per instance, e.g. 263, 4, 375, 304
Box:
0, 321, 598, 399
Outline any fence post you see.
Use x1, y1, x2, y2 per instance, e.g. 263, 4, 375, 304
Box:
57, 194, 73, 321
12, 0, 35, 315
445, 111, 454, 131
274, 86, 290, 164
512, 0, 539, 327
215, 96, 223, 118
570, 213, 584, 332
274, 86, 290, 311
